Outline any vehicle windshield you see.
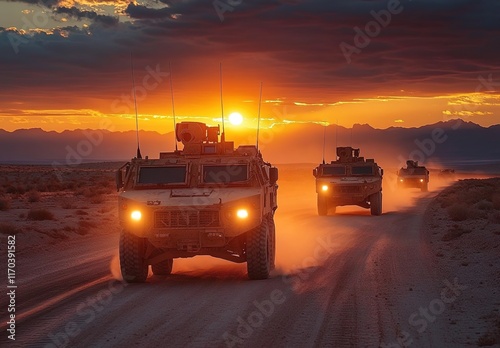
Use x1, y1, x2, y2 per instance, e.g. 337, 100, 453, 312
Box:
138, 166, 187, 185
351, 166, 374, 175
203, 164, 248, 183
413, 168, 427, 175
322, 166, 346, 176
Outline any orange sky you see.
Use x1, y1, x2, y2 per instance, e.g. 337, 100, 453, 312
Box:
0, 1, 499, 132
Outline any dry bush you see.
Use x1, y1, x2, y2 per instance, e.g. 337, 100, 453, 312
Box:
75, 210, 89, 216
90, 195, 105, 204
490, 212, 500, 224
27, 190, 41, 203
27, 209, 55, 221
77, 220, 97, 235
441, 225, 471, 241
0, 223, 22, 235
493, 194, 500, 210
476, 200, 494, 211
447, 203, 469, 221
61, 200, 76, 209
0, 197, 11, 211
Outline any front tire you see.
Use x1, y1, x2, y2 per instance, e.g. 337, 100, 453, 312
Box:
267, 215, 276, 271
120, 230, 149, 283
370, 191, 382, 216
247, 217, 272, 280
152, 258, 173, 276
318, 195, 328, 216
421, 183, 428, 192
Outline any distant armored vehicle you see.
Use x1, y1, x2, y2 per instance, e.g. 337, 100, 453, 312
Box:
397, 160, 430, 192
313, 147, 384, 216
438, 169, 456, 180
116, 122, 278, 282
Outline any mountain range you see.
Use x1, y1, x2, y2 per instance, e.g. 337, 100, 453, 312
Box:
1, 120, 499, 171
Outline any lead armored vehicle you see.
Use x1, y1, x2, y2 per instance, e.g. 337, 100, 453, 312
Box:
397, 160, 429, 192
116, 122, 278, 282
313, 147, 383, 216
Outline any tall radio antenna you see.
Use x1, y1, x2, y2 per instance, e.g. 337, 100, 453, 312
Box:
322, 125, 326, 164
130, 53, 142, 159
219, 63, 225, 143
256, 82, 263, 152
169, 62, 178, 151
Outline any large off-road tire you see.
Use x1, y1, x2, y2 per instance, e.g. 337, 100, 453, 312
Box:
421, 183, 429, 192
247, 217, 272, 280
267, 215, 276, 271
317, 195, 328, 216
119, 230, 149, 283
370, 191, 383, 216
151, 258, 173, 276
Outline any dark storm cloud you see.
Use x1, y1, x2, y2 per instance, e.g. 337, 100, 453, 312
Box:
1, 0, 500, 105
54, 7, 118, 27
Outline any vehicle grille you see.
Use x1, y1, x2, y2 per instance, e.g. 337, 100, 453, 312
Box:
333, 186, 361, 193
154, 210, 220, 228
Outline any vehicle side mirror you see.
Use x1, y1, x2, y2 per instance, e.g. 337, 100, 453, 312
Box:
313, 168, 318, 177
116, 169, 123, 191
380, 169, 384, 176
269, 167, 278, 185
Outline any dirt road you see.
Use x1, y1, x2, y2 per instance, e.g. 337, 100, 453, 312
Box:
1, 177, 461, 348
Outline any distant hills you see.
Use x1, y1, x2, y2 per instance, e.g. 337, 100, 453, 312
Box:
1, 120, 499, 171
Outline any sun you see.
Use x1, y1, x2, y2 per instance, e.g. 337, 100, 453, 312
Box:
228, 112, 243, 126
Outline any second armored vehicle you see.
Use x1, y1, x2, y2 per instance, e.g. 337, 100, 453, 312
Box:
116, 122, 278, 282
397, 160, 430, 192
313, 147, 384, 216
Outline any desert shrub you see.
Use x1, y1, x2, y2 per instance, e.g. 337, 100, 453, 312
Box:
27, 190, 41, 203
493, 194, 500, 210
447, 203, 469, 221
61, 200, 76, 209
90, 195, 105, 204
0, 197, 11, 211
79, 220, 97, 229
75, 210, 88, 216
490, 212, 500, 224
0, 223, 22, 235
477, 333, 497, 346
27, 209, 55, 221
441, 225, 471, 241
476, 200, 494, 210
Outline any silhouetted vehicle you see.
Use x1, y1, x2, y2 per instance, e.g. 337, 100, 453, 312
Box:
397, 160, 430, 192
116, 122, 278, 282
313, 147, 384, 216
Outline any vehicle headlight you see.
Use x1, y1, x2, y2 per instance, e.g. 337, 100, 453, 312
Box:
131, 210, 142, 221
420, 179, 424, 183
321, 185, 329, 192
399, 179, 404, 182
236, 209, 249, 219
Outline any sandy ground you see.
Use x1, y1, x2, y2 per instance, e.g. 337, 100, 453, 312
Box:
0, 164, 499, 347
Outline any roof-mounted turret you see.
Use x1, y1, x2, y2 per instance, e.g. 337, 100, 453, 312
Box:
406, 160, 419, 168
335, 147, 364, 163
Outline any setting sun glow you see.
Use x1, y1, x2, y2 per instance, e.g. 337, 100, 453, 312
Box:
228, 112, 244, 126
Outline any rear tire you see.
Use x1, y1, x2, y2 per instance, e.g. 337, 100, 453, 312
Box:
247, 217, 271, 280
370, 191, 382, 216
421, 183, 428, 192
120, 230, 149, 283
318, 195, 328, 216
152, 258, 173, 276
